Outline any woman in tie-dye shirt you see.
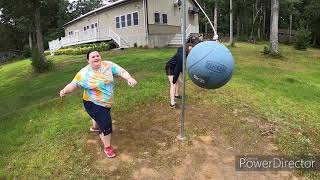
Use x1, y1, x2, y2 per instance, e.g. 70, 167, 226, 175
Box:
59, 50, 137, 158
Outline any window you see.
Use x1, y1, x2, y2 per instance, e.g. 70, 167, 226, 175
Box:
116, 17, 120, 28
127, 14, 132, 26
154, 12, 160, 23
87, 25, 89, 30
95, 23, 98, 28
154, 12, 167, 24
162, 14, 167, 24
91, 24, 94, 29
84, 26, 86, 31
121, 15, 126, 27
116, 12, 138, 28
133, 12, 139, 25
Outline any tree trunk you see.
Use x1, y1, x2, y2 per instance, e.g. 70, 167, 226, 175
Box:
258, 4, 262, 40
237, 16, 240, 39
270, 0, 279, 54
214, 0, 218, 34
251, 3, 254, 39
263, 5, 266, 39
241, 23, 244, 36
229, 0, 234, 45
29, 33, 33, 49
204, 4, 208, 36
205, 23, 208, 36
34, 6, 45, 59
289, 14, 292, 44
313, 34, 317, 46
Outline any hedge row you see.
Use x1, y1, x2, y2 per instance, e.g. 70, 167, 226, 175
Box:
45, 43, 110, 56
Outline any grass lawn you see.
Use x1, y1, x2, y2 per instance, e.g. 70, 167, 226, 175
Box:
0, 43, 319, 179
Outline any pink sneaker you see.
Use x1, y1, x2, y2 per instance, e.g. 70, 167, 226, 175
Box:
90, 127, 99, 132
104, 146, 116, 158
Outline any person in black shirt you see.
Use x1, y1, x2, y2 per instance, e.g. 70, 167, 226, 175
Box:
165, 43, 193, 108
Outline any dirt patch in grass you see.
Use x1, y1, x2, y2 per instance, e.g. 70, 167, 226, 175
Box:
312, 50, 320, 59
84, 102, 302, 179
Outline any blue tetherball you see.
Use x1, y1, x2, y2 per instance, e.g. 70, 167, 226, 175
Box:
187, 41, 234, 89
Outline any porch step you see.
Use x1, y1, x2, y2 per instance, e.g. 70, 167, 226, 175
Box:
168, 43, 182, 47
168, 34, 183, 45
119, 39, 130, 48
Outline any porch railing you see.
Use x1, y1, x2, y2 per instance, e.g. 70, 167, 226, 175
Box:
48, 27, 130, 54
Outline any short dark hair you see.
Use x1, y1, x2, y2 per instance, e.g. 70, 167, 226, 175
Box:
189, 36, 200, 46
86, 49, 98, 60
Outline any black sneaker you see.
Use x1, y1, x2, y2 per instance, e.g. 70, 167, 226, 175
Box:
170, 103, 176, 108
175, 95, 182, 99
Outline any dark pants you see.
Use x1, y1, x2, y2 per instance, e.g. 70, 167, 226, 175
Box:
165, 65, 174, 76
83, 100, 112, 136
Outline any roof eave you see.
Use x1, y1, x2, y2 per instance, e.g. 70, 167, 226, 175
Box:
64, 0, 131, 27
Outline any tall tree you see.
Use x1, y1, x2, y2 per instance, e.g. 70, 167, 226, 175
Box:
0, 0, 61, 71
34, 3, 44, 57
46, 0, 72, 42
281, 0, 301, 44
47, 0, 104, 42
229, 0, 234, 45
214, 0, 218, 34
269, 0, 279, 54
304, 0, 320, 46
69, 0, 103, 17
0, 23, 27, 51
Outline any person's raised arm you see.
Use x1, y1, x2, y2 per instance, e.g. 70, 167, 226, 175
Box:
110, 62, 137, 87
120, 71, 137, 87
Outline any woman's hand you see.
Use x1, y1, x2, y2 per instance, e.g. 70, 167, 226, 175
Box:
59, 83, 78, 97
127, 77, 137, 87
60, 89, 66, 97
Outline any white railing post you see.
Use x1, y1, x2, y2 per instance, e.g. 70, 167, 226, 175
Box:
186, 24, 191, 40
109, 27, 121, 47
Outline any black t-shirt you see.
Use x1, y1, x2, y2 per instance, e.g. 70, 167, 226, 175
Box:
165, 47, 183, 84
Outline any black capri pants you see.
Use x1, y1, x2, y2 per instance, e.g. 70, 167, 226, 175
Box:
165, 65, 174, 76
83, 100, 112, 136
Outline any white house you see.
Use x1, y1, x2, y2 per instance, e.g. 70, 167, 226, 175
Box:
48, 0, 200, 54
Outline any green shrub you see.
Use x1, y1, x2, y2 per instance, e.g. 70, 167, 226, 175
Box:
44, 50, 51, 56
262, 46, 282, 58
263, 46, 270, 55
237, 35, 248, 42
31, 47, 54, 73
22, 47, 32, 58
97, 42, 109, 52
109, 42, 117, 49
49, 42, 112, 55
294, 29, 311, 50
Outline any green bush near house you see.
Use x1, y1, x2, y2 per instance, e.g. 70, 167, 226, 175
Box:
44, 42, 111, 56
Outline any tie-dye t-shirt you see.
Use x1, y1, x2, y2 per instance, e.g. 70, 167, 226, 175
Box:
71, 61, 127, 107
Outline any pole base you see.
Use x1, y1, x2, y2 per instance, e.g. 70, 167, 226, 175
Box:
176, 134, 187, 141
